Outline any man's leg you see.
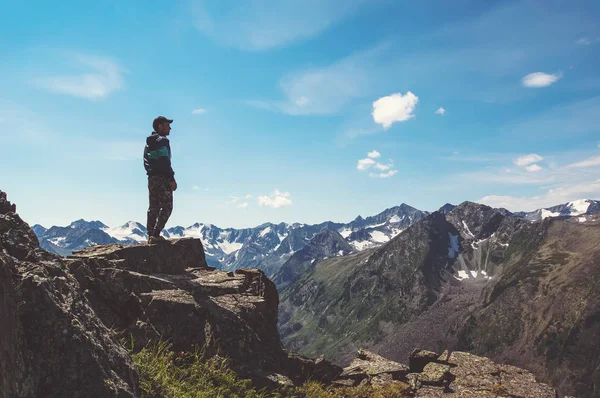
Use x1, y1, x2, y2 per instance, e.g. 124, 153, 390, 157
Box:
146, 177, 161, 238
152, 177, 173, 237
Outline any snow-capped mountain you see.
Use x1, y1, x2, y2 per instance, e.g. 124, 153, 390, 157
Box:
32, 204, 429, 274
36, 219, 119, 257
32, 198, 599, 274
516, 199, 600, 222
341, 204, 429, 250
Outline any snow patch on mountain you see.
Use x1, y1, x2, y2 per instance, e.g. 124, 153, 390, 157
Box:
218, 241, 243, 255
338, 228, 353, 238
540, 209, 561, 219
462, 221, 475, 238
48, 237, 67, 247
370, 230, 390, 243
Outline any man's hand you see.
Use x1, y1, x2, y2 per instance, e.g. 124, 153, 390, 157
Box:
171, 180, 177, 191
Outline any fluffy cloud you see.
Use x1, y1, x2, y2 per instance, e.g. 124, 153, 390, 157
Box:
34, 54, 125, 100
521, 72, 562, 88
191, 108, 206, 114
525, 164, 542, 172
372, 92, 419, 129
258, 189, 292, 208
371, 170, 397, 178
356, 151, 397, 177
237, 202, 249, 208
357, 158, 376, 171
435, 107, 446, 115
367, 150, 381, 159
514, 153, 544, 166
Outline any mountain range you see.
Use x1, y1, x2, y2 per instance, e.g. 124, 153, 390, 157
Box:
277, 200, 600, 397
33, 199, 600, 279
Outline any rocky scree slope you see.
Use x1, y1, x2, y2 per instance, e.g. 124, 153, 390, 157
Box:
280, 202, 600, 397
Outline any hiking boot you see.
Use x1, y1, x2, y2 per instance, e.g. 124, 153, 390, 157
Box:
148, 235, 167, 244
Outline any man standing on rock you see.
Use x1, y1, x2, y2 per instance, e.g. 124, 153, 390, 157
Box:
144, 116, 177, 244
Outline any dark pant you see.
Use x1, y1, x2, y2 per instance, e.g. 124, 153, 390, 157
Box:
147, 175, 173, 237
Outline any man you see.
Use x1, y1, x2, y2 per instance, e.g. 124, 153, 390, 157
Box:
144, 116, 177, 244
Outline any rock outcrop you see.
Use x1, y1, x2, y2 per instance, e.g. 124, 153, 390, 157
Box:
337, 349, 557, 397
0, 189, 341, 396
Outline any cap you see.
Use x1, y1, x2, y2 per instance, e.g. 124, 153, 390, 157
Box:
153, 116, 174, 130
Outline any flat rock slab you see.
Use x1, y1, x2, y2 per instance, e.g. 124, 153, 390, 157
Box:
339, 349, 409, 385
70, 238, 208, 274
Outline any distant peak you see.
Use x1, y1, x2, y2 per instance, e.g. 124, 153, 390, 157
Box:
69, 219, 108, 229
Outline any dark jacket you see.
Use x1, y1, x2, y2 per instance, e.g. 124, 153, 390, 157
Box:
143, 132, 175, 181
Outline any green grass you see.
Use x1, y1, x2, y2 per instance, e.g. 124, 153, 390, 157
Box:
132, 342, 410, 398
132, 342, 269, 398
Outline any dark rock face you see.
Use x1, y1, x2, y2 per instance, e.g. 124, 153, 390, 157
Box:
0, 190, 139, 398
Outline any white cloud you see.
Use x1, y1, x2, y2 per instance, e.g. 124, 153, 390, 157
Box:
258, 189, 292, 208
522, 72, 562, 88
192, 185, 200, 191
237, 202, 249, 208
480, 179, 600, 211
192, 0, 369, 51
356, 151, 397, 177
34, 54, 125, 100
525, 164, 542, 172
566, 155, 600, 168
370, 170, 397, 178
367, 150, 381, 159
192, 108, 206, 114
576, 37, 593, 45
514, 153, 544, 166
372, 92, 419, 129
435, 107, 446, 115
245, 194, 253, 199
357, 158, 376, 171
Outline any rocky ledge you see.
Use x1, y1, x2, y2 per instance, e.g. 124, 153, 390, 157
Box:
338, 349, 559, 397
0, 189, 569, 397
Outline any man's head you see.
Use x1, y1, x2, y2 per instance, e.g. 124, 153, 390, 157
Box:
153, 116, 173, 136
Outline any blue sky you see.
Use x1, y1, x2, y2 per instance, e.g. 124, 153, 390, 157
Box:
2, 0, 600, 229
